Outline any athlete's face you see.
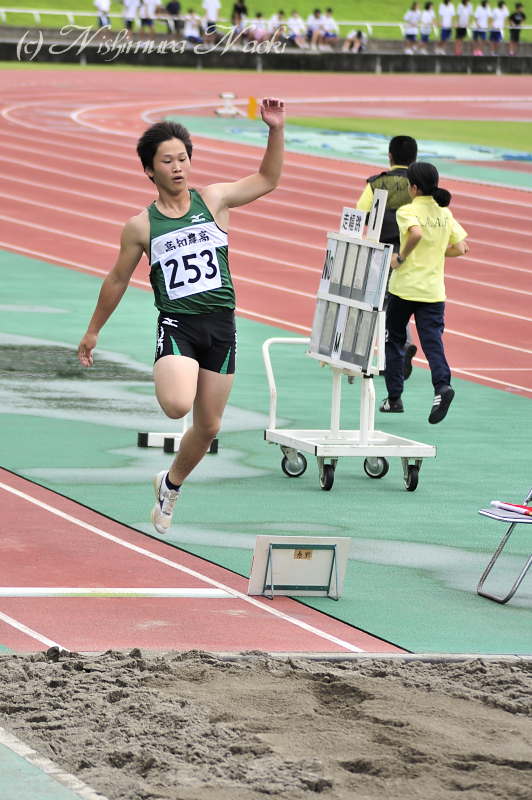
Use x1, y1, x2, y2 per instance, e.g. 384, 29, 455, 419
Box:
147, 138, 191, 192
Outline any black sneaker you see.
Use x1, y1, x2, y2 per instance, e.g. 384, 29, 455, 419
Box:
428, 385, 455, 424
403, 344, 418, 380
379, 398, 404, 413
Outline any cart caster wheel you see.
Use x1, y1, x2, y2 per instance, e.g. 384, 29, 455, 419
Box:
319, 464, 335, 491
404, 465, 419, 492
281, 453, 307, 478
363, 457, 389, 479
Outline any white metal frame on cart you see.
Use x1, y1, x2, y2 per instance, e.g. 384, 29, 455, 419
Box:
262, 196, 436, 492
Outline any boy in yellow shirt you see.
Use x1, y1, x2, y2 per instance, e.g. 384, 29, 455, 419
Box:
379, 162, 468, 424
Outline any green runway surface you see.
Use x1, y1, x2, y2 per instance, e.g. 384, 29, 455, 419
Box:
1, 252, 532, 654
0, 744, 83, 800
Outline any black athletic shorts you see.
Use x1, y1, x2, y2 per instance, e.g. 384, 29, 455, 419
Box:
154, 309, 237, 374
510, 29, 521, 42
456, 27, 467, 38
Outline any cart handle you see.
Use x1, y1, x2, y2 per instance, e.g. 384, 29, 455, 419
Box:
262, 337, 311, 431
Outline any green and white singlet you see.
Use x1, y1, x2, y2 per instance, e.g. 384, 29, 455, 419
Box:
149, 189, 235, 315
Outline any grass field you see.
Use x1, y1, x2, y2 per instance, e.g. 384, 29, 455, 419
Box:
6, 1, 532, 41
287, 117, 532, 153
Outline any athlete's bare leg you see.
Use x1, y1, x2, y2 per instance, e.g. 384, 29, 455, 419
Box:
154, 356, 233, 485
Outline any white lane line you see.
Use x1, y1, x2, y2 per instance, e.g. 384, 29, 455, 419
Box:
0, 213, 118, 250
2, 132, 531, 224
450, 369, 532, 394
446, 298, 532, 323
232, 273, 315, 299
413, 357, 532, 392
0, 588, 235, 598
0, 611, 66, 650
446, 273, 532, 298
0, 209, 323, 254
1, 153, 530, 256
236, 306, 312, 331
0, 482, 364, 653
4, 123, 532, 214
6, 99, 532, 206
443, 326, 532, 356
0, 171, 138, 211
2, 236, 530, 330
460, 255, 532, 275
0, 726, 109, 800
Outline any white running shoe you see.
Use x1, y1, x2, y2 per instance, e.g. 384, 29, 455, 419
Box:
151, 470, 180, 535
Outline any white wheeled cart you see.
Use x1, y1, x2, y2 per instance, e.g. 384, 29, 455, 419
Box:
262, 202, 436, 492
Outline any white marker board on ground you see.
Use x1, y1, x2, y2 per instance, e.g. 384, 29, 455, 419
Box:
248, 536, 351, 598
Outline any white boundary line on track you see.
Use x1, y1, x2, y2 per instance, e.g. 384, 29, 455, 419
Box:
3, 127, 532, 217
0, 482, 365, 653
0, 726, 110, 800
2, 172, 532, 268
413, 356, 532, 393
450, 368, 532, 394
0, 588, 235, 598
446, 273, 532, 298
5, 100, 532, 203
0, 611, 66, 650
1, 239, 530, 347
4, 123, 532, 219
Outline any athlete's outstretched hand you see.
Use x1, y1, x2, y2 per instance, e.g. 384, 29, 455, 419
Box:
77, 332, 98, 368
260, 97, 285, 129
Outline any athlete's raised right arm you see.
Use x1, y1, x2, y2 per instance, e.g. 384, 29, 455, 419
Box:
77, 214, 147, 367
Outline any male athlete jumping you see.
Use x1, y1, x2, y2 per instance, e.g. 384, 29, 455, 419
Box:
78, 98, 285, 534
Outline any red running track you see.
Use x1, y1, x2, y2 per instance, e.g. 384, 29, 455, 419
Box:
1, 71, 531, 395
0, 469, 403, 654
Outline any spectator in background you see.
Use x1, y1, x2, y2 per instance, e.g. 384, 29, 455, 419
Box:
122, 0, 140, 39
288, 10, 308, 47
232, 0, 248, 33
165, 0, 182, 37
269, 9, 288, 42
94, 0, 111, 34
306, 8, 322, 44
342, 29, 368, 51
317, 7, 339, 49
437, 0, 455, 52
454, 0, 473, 52
473, 0, 491, 54
139, 0, 162, 40
403, 2, 422, 52
202, 0, 220, 44
490, 0, 509, 51
184, 8, 203, 42
419, 1, 436, 52
248, 11, 270, 42
509, 2, 526, 54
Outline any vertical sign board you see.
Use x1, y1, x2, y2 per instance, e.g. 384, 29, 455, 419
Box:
366, 188, 387, 242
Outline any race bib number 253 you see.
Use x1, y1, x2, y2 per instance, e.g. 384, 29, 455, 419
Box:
160, 247, 222, 300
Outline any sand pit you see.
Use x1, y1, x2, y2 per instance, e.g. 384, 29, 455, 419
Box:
1, 648, 532, 799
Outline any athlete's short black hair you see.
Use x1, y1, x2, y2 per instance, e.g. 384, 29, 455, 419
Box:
388, 135, 418, 166
137, 121, 193, 182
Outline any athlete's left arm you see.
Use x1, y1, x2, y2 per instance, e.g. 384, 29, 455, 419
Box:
445, 239, 469, 257
201, 98, 285, 224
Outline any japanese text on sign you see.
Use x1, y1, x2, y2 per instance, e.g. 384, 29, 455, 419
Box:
340, 207, 365, 237
294, 549, 313, 560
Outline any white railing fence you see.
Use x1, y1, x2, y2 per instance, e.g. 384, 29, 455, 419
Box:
1, 9, 531, 38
